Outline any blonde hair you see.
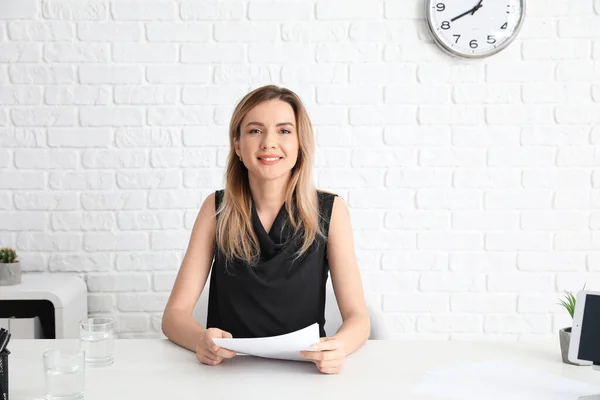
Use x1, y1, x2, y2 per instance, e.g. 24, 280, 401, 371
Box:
215, 85, 323, 265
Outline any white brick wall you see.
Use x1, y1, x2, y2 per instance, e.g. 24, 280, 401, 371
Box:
1, 0, 599, 341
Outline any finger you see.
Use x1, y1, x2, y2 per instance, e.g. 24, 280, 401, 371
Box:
316, 360, 343, 373
318, 367, 341, 375
213, 329, 233, 339
207, 330, 233, 352
208, 338, 227, 355
202, 351, 223, 363
306, 350, 339, 361
222, 331, 233, 339
206, 336, 220, 352
215, 347, 237, 359
299, 351, 324, 361
197, 351, 222, 365
200, 356, 222, 366
311, 340, 342, 351
317, 360, 341, 369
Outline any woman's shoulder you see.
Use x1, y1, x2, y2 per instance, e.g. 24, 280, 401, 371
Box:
316, 189, 337, 201
315, 189, 338, 221
317, 189, 338, 205
213, 189, 225, 209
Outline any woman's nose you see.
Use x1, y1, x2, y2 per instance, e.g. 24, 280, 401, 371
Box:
260, 132, 276, 149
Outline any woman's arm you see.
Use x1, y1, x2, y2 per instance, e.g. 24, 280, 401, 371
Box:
326, 196, 371, 355
161, 193, 217, 352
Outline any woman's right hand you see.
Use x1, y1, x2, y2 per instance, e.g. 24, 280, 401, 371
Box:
195, 328, 237, 365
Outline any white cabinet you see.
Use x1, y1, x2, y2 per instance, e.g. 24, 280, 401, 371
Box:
0, 274, 88, 339
0, 316, 43, 338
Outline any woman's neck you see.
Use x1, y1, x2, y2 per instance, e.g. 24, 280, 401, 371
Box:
248, 175, 289, 214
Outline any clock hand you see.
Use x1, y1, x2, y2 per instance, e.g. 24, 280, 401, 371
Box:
450, 1, 483, 22
470, 0, 483, 15
450, 9, 474, 22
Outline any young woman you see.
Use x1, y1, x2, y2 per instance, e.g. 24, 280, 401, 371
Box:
161, 85, 370, 374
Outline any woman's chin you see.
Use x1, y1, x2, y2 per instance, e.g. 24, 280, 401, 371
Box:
248, 168, 293, 182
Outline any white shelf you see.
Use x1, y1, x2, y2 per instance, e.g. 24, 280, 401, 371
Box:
0, 273, 88, 339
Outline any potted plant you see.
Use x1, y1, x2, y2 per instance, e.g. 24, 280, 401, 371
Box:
0, 247, 21, 286
558, 286, 592, 366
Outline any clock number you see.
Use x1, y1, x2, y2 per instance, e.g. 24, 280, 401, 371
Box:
501, 22, 508, 29
453, 34, 461, 44
469, 39, 478, 49
441, 21, 450, 30
436, 3, 446, 11
487, 35, 496, 44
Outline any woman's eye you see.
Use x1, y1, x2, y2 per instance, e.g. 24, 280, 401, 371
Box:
281, 129, 291, 134
249, 129, 261, 134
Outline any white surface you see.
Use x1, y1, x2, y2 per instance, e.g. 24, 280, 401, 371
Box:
569, 291, 600, 364
0, 274, 88, 339
7, 339, 600, 400
0, 274, 86, 306
213, 323, 319, 361
415, 360, 600, 400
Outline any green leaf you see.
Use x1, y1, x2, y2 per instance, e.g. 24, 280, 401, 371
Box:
558, 284, 588, 319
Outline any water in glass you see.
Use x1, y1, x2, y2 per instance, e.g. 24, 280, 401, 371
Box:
80, 330, 114, 367
44, 360, 84, 400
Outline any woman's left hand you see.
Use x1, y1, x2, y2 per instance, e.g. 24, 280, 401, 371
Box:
299, 337, 346, 374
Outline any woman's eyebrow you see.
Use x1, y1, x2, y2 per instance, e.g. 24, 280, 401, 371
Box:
244, 122, 295, 127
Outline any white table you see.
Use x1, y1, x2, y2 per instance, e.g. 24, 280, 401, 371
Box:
7, 339, 600, 399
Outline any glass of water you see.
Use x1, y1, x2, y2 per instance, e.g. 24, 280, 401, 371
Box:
79, 317, 115, 367
43, 349, 85, 400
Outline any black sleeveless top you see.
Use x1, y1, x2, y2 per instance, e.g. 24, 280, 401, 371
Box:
206, 190, 337, 338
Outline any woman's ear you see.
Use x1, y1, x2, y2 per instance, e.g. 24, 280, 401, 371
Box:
234, 137, 241, 157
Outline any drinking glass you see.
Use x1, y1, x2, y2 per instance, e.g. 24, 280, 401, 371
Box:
79, 317, 115, 367
43, 349, 85, 400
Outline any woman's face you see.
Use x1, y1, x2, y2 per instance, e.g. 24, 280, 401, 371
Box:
235, 99, 299, 183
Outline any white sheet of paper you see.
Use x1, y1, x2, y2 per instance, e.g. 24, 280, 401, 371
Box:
212, 323, 320, 362
413, 360, 600, 400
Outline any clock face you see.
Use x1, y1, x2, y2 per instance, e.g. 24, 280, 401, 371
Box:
426, 0, 525, 58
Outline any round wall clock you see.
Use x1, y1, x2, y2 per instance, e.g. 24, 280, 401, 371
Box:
425, 0, 525, 58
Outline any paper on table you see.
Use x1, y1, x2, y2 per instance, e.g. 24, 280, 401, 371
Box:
212, 323, 320, 362
413, 360, 600, 400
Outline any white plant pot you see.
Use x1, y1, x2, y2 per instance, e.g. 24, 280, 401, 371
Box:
0, 262, 21, 286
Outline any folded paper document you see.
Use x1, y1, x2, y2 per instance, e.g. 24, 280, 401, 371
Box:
212, 323, 320, 362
